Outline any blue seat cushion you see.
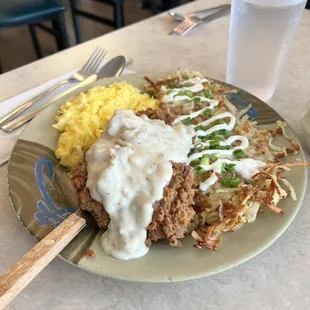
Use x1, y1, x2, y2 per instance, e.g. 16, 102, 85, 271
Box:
0, 0, 66, 28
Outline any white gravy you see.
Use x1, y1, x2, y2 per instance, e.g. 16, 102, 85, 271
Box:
85, 110, 193, 260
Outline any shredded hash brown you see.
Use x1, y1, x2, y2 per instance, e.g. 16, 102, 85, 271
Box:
141, 71, 309, 250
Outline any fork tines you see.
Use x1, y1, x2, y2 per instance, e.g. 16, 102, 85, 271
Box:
171, 18, 197, 37
82, 47, 108, 75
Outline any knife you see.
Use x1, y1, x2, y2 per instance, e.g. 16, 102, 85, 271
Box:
168, 4, 231, 21
1, 56, 126, 133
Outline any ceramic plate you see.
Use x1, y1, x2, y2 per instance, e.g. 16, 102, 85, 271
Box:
7, 72, 307, 282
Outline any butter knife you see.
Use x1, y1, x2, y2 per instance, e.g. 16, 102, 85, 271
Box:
1, 56, 126, 133
168, 4, 231, 21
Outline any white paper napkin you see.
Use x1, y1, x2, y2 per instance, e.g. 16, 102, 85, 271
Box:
0, 66, 134, 165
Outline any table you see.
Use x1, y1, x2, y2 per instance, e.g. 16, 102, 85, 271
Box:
1, 1, 310, 309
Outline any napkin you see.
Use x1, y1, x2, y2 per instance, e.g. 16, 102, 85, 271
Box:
0, 66, 134, 165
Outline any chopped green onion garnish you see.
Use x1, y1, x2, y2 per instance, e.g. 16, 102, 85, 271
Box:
203, 109, 212, 117
221, 177, 241, 188
199, 136, 209, 142
211, 136, 225, 144
185, 90, 193, 97
190, 159, 201, 167
193, 97, 201, 104
209, 140, 220, 149
214, 119, 225, 125
169, 81, 181, 88
182, 117, 192, 125
209, 138, 230, 150
212, 135, 225, 142
167, 89, 173, 95
207, 129, 228, 138
205, 89, 213, 99
208, 154, 221, 161
221, 163, 236, 174
200, 157, 209, 165
177, 90, 193, 98
195, 125, 207, 132
233, 149, 245, 159
211, 83, 220, 91
182, 82, 193, 87
195, 166, 205, 175
208, 129, 228, 139
209, 130, 220, 136
219, 129, 227, 136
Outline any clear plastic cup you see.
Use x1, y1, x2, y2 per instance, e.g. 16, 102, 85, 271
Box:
226, 0, 307, 102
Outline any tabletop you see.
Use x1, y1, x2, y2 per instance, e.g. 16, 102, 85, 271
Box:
1, 0, 310, 309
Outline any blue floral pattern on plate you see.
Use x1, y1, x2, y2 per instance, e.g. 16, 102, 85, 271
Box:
226, 93, 258, 118
34, 157, 76, 227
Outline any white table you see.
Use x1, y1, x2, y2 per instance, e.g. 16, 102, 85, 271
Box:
1, 1, 310, 309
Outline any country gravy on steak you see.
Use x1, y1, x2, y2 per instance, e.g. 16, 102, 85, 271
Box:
85, 110, 194, 260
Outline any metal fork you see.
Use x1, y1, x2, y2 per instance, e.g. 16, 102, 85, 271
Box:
0, 47, 107, 127
171, 5, 231, 36
171, 16, 201, 36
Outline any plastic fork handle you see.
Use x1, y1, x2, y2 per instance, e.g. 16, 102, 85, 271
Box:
1, 74, 97, 133
0, 79, 72, 128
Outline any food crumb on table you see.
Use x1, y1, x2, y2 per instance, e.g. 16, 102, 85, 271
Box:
85, 249, 96, 258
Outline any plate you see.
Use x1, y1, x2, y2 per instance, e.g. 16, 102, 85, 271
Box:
7, 72, 307, 282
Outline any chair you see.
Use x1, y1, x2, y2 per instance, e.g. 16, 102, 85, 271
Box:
70, 0, 125, 43
140, 0, 181, 14
0, 0, 69, 72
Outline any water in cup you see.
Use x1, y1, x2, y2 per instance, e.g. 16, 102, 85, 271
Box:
226, 0, 306, 102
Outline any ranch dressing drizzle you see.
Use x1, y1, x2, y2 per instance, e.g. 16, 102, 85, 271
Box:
172, 100, 220, 124
170, 88, 264, 191
188, 135, 249, 162
161, 77, 209, 103
197, 159, 266, 192
85, 110, 193, 260
195, 112, 236, 137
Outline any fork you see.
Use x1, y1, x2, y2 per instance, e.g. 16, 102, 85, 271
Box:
0, 47, 107, 128
171, 15, 202, 36
171, 5, 231, 36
